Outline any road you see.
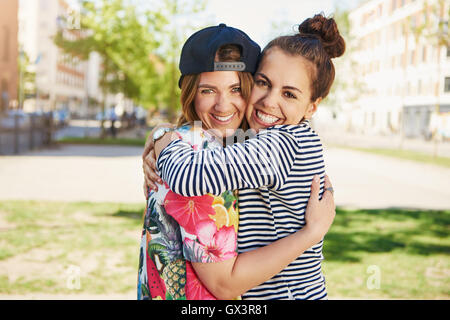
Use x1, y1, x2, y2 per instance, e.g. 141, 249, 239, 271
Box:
0, 144, 449, 210
322, 146, 450, 210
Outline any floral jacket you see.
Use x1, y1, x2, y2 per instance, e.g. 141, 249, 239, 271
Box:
137, 124, 240, 300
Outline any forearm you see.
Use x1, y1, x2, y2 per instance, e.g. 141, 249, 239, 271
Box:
157, 131, 296, 197
194, 226, 321, 300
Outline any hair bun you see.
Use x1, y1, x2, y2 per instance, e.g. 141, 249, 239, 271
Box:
298, 13, 345, 59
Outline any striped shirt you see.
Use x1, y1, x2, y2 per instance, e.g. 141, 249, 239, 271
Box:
157, 120, 327, 300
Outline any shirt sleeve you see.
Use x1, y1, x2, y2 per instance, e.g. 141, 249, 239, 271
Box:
156, 128, 298, 197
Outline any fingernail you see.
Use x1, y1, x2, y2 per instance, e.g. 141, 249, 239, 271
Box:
314, 175, 319, 182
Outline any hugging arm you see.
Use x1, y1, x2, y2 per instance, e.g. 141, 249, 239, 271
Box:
156, 129, 297, 197
190, 175, 335, 299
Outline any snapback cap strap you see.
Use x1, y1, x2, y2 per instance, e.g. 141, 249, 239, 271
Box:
213, 62, 246, 71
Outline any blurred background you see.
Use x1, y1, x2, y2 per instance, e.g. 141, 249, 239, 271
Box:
0, 0, 448, 300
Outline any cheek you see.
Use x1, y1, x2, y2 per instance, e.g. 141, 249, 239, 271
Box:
194, 96, 212, 120
284, 103, 308, 123
233, 96, 247, 115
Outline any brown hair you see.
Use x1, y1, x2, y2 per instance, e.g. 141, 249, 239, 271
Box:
177, 44, 253, 130
262, 13, 345, 102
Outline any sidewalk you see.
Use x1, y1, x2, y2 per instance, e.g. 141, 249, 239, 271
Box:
316, 125, 450, 158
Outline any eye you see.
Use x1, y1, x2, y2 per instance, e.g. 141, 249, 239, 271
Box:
284, 91, 297, 99
231, 86, 241, 93
255, 79, 269, 87
200, 88, 214, 94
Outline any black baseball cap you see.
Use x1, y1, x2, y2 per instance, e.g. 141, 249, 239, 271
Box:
178, 23, 261, 87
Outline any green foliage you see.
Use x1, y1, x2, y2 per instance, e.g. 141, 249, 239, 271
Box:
54, 0, 208, 118
18, 50, 36, 104
412, 0, 450, 47
323, 7, 367, 108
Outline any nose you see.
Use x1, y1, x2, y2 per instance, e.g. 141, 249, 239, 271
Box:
260, 90, 278, 111
214, 93, 233, 113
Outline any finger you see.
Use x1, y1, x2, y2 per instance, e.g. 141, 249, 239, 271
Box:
322, 175, 334, 198
145, 175, 158, 193
324, 174, 332, 189
144, 154, 161, 181
142, 135, 153, 159
321, 175, 335, 207
143, 161, 161, 187
143, 182, 148, 199
309, 175, 320, 202
148, 149, 157, 170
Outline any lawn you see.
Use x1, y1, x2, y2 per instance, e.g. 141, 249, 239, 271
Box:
0, 201, 448, 299
331, 145, 450, 168
0, 201, 144, 297
57, 137, 147, 147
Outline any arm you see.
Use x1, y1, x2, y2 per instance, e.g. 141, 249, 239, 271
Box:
193, 175, 335, 300
155, 127, 297, 197
142, 123, 175, 197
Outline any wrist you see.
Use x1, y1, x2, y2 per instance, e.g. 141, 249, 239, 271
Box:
155, 131, 178, 159
301, 225, 323, 245
152, 127, 174, 143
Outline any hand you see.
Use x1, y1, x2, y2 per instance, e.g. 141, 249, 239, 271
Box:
142, 123, 174, 198
303, 174, 336, 242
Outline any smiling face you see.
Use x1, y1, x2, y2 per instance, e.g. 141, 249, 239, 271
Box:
194, 71, 246, 137
246, 47, 322, 132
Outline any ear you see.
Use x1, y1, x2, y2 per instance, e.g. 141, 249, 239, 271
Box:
305, 97, 322, 119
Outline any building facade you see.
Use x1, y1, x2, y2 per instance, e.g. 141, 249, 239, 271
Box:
349, 0, 450, 139
18, 0, 100, 115
0, 0, 19, 113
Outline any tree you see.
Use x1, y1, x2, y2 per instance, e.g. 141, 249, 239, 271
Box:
18, 49, 36, 108
55, 0, 209, 127
151, 0, 208, 122
54, 0, 168, 134
410, 0, 449, 156
323, 8, 368, 116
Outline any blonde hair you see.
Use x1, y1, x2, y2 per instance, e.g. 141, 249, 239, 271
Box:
177, 44, 253, 131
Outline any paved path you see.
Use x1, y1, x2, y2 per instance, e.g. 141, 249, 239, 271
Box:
322, 146, 450, 210
1, 143, 449, 210
0, 144, 145, 204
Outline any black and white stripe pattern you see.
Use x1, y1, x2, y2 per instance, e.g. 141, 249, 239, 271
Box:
157, 121, 327, 300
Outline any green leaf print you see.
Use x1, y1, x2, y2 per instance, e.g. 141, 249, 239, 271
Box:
222, 190, 235, 210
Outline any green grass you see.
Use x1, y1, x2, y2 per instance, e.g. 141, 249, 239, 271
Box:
0, 201, 145, 296
322, 207, 450, 299
0, 201, 448, 298
331, 144, 450, 168
57, 137, 146, 147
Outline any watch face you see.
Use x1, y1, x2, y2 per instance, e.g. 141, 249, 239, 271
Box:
153, 128, 169, 141
153, 128, 164, 141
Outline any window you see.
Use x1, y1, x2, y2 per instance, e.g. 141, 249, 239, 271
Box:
391, 0, 397, 13
445, 77, 450, 93
378, 4, 383, 17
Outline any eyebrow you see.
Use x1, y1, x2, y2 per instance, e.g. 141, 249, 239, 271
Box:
256, 72, 303, 94
198, 82, 241, 89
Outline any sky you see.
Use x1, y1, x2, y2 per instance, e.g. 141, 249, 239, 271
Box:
205, 0, 363, 46
67, 0, 364, 47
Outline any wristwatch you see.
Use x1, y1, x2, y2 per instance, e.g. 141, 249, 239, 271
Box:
152, 127, 174, 143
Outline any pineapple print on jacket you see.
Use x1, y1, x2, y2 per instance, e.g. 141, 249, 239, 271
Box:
137, 125, 240, 300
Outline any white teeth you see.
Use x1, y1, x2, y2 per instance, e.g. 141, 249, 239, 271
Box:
213, 114, 234, 121
256, 110, 279, 124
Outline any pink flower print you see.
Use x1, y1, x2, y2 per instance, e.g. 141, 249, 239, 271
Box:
185, 261, 216, 300
194, 220, 237, 263
164, 191, 215, 235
